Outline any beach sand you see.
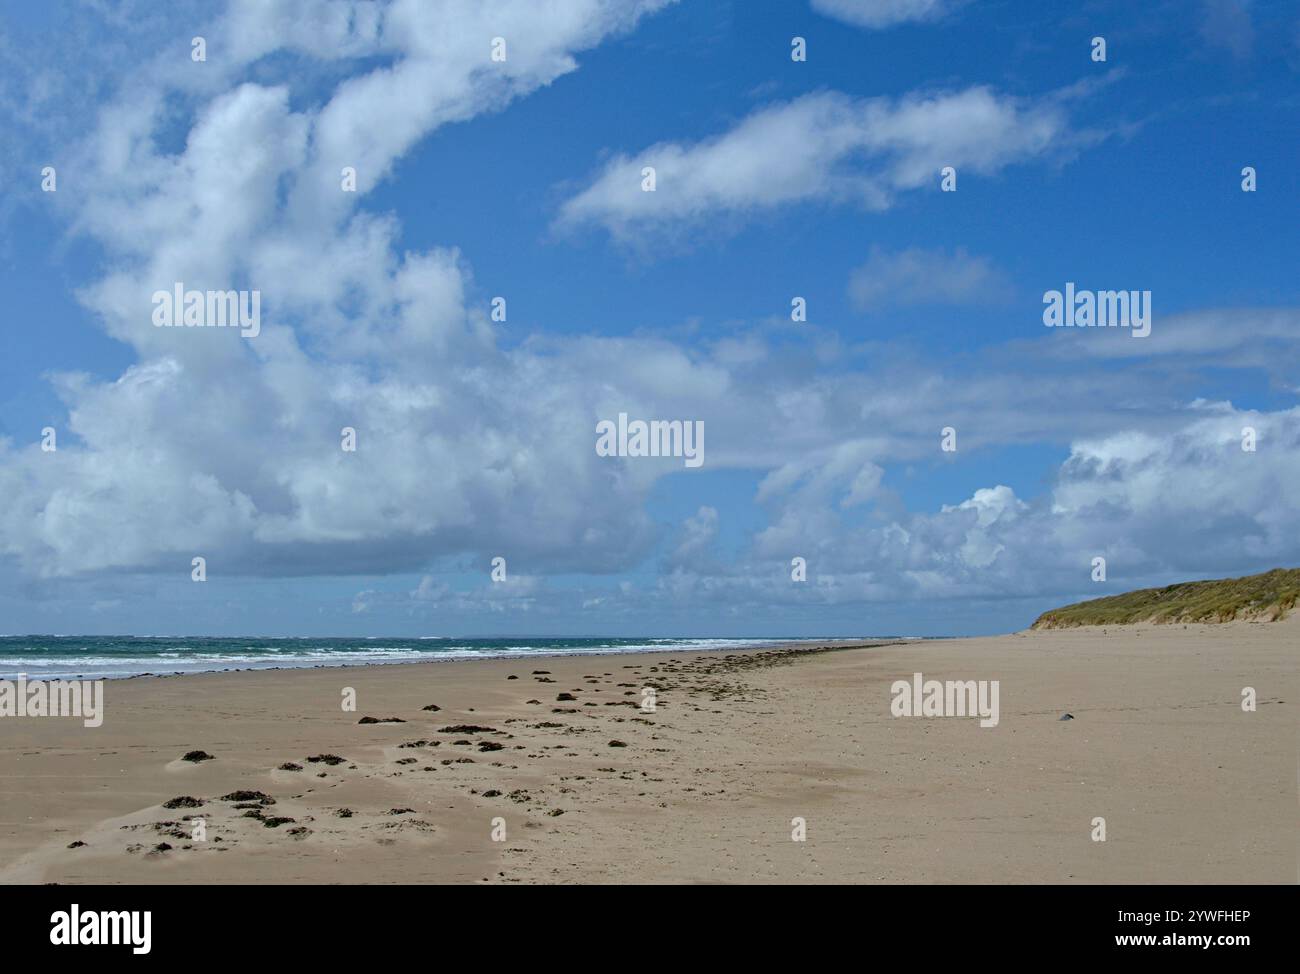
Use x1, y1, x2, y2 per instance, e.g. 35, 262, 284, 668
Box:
1, 620, 1294, 884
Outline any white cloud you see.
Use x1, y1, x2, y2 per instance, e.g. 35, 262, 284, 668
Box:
848, 246, 1010, 310
940, 485, 1024, 568
671, 506, 719, 566
557, 87, 1078, 241
811, 0, 966, 29
1040, 308, 1300, 367
0, 0, 676, 579
620, 402, 1300, 612
0, 0, 1295, 626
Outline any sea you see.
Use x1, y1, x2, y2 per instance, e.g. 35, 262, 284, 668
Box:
0, 635, 842, 681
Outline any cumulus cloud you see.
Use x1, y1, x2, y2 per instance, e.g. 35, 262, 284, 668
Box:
625, 402, 1300, 613
0, 0, 1296, 629
848, 246, 1011, 310
0, 0, 676, 579
556, 86, 1082, 242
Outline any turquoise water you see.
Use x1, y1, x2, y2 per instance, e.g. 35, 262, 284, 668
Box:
0, 635, 806, 680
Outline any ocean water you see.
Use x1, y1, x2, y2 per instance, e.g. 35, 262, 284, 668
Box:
0, 635, 804, 681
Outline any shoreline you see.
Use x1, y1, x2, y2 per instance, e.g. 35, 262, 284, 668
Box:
2, 621, 1292, 884
0, 637, 910, 682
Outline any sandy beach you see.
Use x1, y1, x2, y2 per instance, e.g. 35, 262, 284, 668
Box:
1, 620, 1293, 885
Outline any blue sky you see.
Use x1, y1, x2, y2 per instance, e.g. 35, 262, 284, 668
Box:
0, 0, 1297, 637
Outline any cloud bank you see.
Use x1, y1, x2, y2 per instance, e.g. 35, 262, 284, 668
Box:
0, 0, 1296, 628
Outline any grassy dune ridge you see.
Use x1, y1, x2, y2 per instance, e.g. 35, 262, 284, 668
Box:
1031, 568, 1300, 628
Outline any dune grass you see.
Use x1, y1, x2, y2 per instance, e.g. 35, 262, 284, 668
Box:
1031, 568, 1300, 628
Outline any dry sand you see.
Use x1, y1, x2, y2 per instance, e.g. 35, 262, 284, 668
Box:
1, 620, 1294, 884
